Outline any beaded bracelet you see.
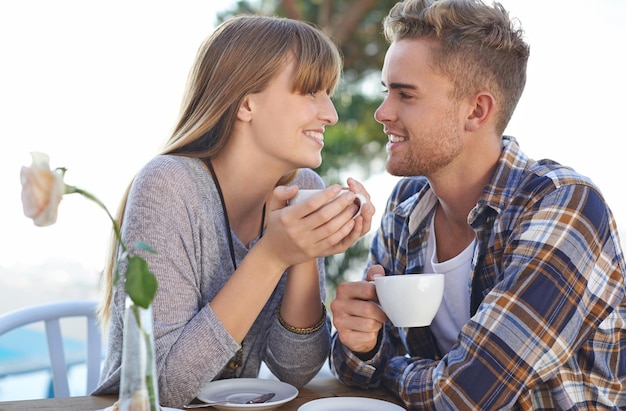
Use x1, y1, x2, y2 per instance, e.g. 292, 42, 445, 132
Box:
277, 302, 327, 335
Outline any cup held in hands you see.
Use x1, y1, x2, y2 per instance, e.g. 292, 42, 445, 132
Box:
374, 273, 444, 327
289, 189, 367, 219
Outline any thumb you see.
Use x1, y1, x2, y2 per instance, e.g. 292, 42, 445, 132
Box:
269, 185, 298, 210
365, 264, 385, 281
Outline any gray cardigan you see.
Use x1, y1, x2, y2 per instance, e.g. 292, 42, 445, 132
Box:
93, 155, 330, 407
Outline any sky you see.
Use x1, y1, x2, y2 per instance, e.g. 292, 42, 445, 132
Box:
1, 0, 625, 307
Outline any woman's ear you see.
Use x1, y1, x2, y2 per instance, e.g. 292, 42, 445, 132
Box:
465, 92, 495, 132
237, 95, 253, 122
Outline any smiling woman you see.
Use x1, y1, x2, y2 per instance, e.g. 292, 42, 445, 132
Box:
85, 13, 375, 408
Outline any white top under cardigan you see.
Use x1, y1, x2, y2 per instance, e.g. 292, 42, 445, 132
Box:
92, 155, 330, 408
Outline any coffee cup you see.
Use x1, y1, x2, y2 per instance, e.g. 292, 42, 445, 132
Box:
289, 189, 367, 219
374, 273, 444, 327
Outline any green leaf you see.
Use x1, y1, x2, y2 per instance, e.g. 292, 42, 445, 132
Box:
133, 241, 156, 254
125, 255, 158, 308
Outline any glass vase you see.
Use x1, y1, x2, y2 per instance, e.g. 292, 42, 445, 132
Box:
119, 296, 160, 411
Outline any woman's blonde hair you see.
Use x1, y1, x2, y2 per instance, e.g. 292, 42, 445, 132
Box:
98, 15, 343, 326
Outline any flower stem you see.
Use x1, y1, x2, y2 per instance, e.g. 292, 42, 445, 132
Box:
65, 185, 127, 254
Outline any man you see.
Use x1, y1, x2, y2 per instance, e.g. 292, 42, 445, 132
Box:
330, 0, 626, 409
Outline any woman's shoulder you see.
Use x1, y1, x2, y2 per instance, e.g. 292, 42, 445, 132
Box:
129, 155, 208, 201
138, 155, 203, 177
290, 168, 325, 190
134, 155, 205, 186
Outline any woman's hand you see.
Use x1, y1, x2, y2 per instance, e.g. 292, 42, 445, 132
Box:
342, 177, 375, 242
259, 180, 375, 268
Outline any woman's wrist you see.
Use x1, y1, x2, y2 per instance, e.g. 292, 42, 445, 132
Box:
277, 301, 326, 335
252, 237, 290, 274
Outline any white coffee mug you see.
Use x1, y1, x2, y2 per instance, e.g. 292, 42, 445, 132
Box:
289, 189, 367, 219
374, 273, 444, 327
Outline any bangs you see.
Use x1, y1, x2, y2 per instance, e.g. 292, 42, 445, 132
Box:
289, 25, 342, 95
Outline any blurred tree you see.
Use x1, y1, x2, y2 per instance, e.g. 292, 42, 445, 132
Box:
218, 0, 397, 299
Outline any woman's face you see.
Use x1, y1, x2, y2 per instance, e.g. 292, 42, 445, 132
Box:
243, 59, 338, 170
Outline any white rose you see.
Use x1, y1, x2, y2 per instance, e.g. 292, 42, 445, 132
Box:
20, 152, 66, 227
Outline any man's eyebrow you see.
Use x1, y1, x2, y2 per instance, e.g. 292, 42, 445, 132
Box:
381, 81, 418, 90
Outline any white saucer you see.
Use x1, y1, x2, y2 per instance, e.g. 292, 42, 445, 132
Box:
197, 378, 298, 411
298, 397, 405, 411
101, 406, 182, 411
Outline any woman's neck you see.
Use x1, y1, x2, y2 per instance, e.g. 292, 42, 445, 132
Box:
207, 157, 272, 246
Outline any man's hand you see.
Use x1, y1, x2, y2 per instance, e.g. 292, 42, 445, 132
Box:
331, 265, 388, 354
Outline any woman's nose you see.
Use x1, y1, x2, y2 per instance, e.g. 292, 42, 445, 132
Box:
321, 95, 339, 125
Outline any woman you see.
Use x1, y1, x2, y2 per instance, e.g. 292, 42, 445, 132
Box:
92, 15, 374, 408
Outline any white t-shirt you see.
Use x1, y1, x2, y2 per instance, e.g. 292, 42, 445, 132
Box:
425, 215, 475, 354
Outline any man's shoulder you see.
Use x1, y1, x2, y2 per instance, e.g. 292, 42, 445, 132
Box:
390, 176, 429, 203
519, 158, 598, 197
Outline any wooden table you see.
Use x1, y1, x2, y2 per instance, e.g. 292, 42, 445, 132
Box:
0, 377, 405, 410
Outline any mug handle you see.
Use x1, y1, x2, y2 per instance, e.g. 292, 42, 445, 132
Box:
352, 194, 367, 219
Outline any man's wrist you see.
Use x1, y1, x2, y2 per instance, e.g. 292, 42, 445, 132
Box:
354, 329, 383, 361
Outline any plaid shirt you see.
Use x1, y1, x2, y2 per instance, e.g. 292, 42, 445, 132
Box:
331, 137, 626, 410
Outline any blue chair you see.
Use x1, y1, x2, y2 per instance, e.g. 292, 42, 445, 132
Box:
0, 300, 102, 398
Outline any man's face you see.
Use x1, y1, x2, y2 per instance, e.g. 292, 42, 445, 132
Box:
375, 38, 465, 178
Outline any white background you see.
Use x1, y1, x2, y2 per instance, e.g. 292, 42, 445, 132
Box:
1, 0, 625, 311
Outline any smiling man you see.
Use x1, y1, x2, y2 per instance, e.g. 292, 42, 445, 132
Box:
329, 0, 626, 409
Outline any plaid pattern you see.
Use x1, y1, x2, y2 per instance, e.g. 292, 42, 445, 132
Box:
331, 136, 626, 410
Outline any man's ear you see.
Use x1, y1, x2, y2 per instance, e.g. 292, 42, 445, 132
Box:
465, 92, 495, 132
237, 95, 253, 122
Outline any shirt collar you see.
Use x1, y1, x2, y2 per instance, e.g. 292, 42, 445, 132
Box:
468, 135, 529, 224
